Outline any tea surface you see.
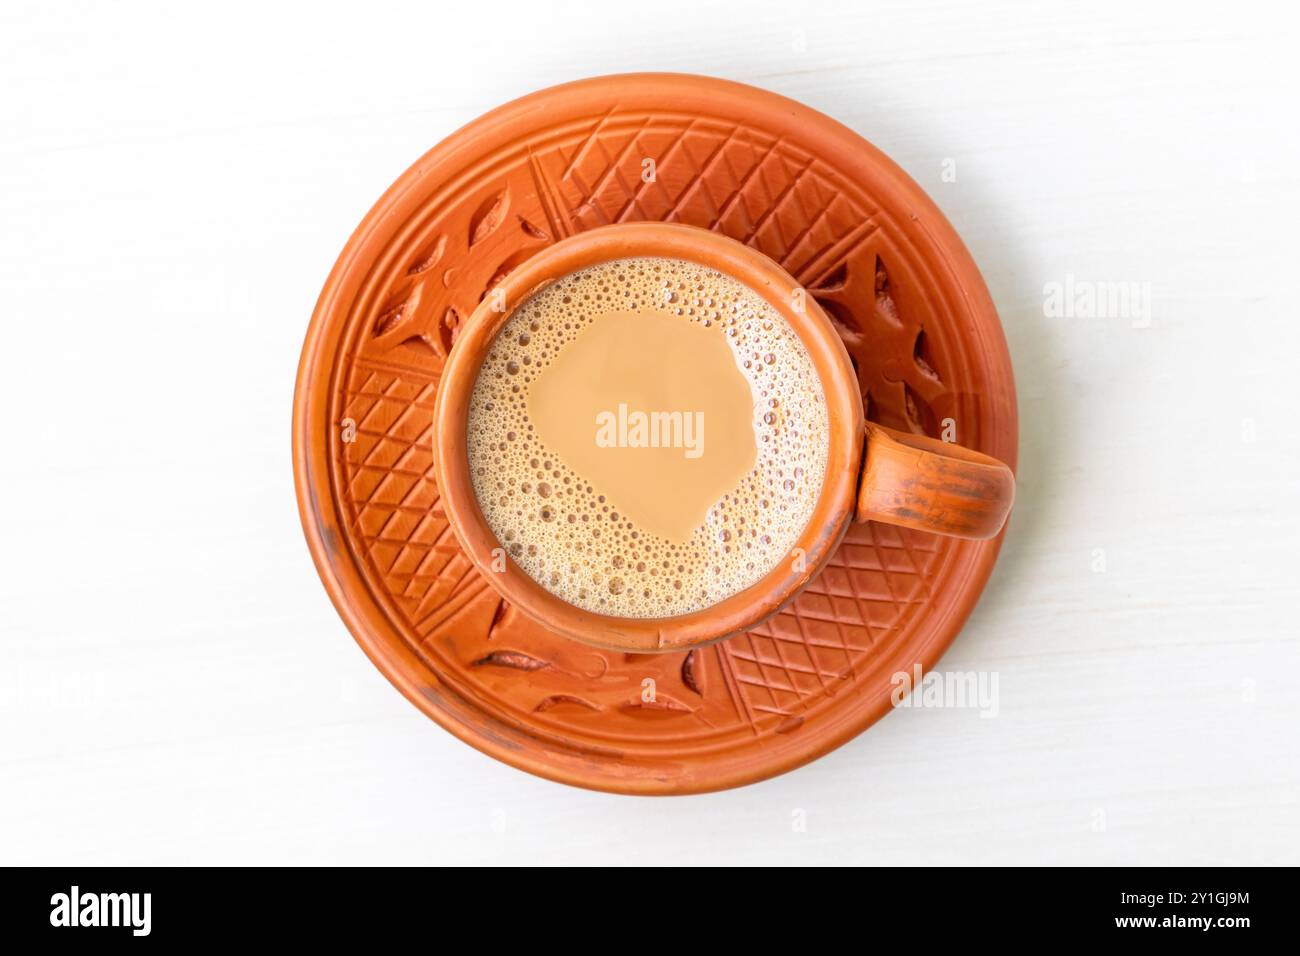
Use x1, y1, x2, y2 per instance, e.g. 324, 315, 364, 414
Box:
467, 256, 828, 617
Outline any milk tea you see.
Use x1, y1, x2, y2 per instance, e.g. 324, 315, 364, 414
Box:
466, 256, 828, 617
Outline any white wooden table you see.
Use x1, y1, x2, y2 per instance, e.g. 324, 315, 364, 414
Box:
2, 0, 1296, 865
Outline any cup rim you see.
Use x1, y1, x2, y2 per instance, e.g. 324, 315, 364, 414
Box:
432, 222, 864, 651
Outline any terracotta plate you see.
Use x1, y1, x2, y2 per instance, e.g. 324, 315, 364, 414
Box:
293, 73, 1018, 794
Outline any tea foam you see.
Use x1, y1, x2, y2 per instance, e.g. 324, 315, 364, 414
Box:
466, 256, 829, 617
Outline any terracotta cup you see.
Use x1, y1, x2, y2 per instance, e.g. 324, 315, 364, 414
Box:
433, 222, 1014, 652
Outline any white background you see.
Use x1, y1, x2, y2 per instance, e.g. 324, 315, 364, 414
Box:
2, 0, 1297, 865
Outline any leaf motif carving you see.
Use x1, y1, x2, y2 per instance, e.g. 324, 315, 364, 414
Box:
408, 236, 447, 275
372, 300, 406, 336
517, 216, 549, 241
481, 249, 538, 300
472, 650, 549, 671
469, 190, 510, 247
619, 695, 691, 717
534, 695, 599, 713
874, 255, 901, 326
775, 715, 804, 734
913, 328, 941, 382
681, 650, 702, 695
438, 307, 461, 355
904, 383, 937, 436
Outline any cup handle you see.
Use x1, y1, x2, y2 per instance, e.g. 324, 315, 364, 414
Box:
855, 422, 1015, 540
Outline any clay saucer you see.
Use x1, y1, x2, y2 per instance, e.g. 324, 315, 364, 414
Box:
293, 73, 1018, 795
